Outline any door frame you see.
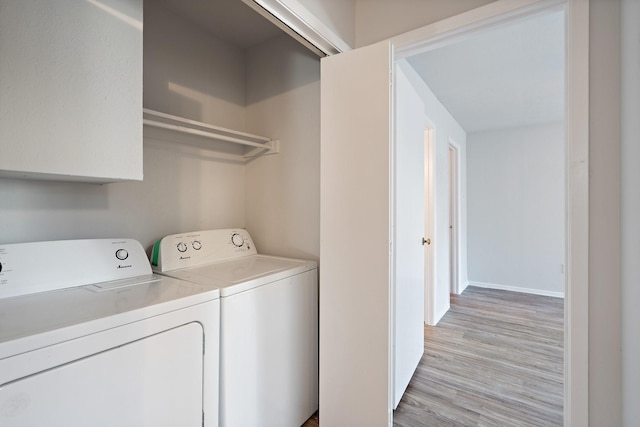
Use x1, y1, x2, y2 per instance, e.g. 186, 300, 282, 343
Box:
423, 124, 436, 325
391, 0, 588, 425
447, 140, 461, 295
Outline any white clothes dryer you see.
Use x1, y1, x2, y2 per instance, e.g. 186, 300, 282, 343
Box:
0, 238, 220, 427
151, 229, 318, 427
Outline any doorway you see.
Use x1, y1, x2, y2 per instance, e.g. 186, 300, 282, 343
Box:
401, 7, 566, 423
390, 1, 588, 424
318, 0, 589, 424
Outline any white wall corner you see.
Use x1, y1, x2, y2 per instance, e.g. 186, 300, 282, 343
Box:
432, 301, 450, 326
456, 280, 470, 295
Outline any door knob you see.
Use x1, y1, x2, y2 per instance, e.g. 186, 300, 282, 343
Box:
422, 238, 431, 245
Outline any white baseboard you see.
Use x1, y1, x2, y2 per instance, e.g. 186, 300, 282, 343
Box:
468, 281, 565, 298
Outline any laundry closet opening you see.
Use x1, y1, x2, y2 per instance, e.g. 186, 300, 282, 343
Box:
142, 0, 321, 261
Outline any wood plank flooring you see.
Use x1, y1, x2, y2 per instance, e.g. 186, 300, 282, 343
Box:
393, 286, 564, 427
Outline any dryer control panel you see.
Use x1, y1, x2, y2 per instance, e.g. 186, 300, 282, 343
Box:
151, 229, 258, 272
0, 239, 152, 299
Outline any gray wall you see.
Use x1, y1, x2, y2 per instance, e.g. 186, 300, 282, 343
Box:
144, 0, 247, 130
244, 35, 321, 260
589, 1, 622, 424
467, 123, 565, 296
621, 0, 639, 424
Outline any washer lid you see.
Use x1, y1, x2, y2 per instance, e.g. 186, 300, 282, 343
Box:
162, 255, 317, 296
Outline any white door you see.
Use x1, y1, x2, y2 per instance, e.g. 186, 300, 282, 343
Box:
393, 63, 426, 408
320, 40, 394, 427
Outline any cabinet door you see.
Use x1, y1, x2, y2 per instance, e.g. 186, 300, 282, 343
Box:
0, 0, 143, 182
320, 40, 393, 427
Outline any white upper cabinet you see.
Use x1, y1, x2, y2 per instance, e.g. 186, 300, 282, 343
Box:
0, 0, 143, 182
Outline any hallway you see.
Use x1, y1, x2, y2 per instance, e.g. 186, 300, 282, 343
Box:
394, 286, 564, 426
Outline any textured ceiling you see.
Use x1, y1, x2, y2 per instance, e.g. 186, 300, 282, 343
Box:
407, 10, 565, 133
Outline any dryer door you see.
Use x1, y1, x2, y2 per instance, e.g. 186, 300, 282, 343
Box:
0, 322, 204, 427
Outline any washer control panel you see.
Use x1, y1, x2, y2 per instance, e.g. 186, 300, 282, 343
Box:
151, 229, 257, 272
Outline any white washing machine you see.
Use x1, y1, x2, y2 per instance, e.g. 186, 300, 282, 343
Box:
0, 238, 220, 427
151, 229, 318, 427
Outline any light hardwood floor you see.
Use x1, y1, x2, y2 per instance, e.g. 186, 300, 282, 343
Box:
303, 286, 563, 426
393, 286, 564, 426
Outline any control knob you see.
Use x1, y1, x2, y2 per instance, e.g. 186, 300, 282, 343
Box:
177, 242, 188, 253
231, 233, 244, 248
192, 240, 202, 250
115, 249, 129, 260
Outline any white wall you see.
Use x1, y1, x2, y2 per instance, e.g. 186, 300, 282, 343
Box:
467, 123, 565, 296
397, 61, 468, 324
355, 0, 496, 48
297, 0, 356, 48
244, 35, 321, 260
589, 0, 622, 424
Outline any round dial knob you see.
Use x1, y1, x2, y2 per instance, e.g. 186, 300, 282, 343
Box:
115, 249, 129, 260
192, 240, 202, 250
177, 242, 188, 253
231, 233, 244, 248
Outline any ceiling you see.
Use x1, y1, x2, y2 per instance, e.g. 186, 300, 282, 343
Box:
407, 10, 564, 134
157, 0, 284, 49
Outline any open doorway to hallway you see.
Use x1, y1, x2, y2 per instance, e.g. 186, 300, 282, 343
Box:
397, 5, 566, 425
409, 5, 566, 302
